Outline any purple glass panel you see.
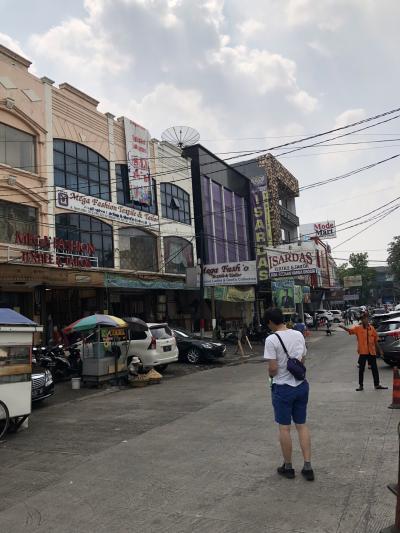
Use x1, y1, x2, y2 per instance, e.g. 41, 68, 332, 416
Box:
201, 176, 215, 264
224, 189, 236, 261
212, 181, 226, 263
235, 195, 249, 261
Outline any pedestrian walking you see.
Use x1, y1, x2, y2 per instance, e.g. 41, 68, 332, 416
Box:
264, 308, 314, 481
293, 317, 306, 337
339, 314, 388, 391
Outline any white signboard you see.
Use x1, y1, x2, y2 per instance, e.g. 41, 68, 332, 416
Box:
203, 261, 257, 286
267, 249, 319, 278
56, 188, 159, 227
300, 220, 336, 241
123, 117, 152, 205
343, 275, 363, 288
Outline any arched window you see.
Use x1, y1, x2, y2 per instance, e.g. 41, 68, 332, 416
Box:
0, 122, 35, 172
115, 164, 157, 214
119, 227, 158, 272
55, 213, 114, 268
164, 236, 194, 274
53, 140, 111, 200
160, 183, 190, 224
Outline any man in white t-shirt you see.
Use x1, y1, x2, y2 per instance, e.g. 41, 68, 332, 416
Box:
264, 308, 314, 481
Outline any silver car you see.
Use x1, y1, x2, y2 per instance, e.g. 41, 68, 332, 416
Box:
377, 319, 400, 366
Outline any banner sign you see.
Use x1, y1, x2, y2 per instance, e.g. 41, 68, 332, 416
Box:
250, 175, 272, 283
123, 117, 152, 205
56, 188, 158, 227
105, 273, 186, 290
204, 286, 255, 302
294, 285, 303, 304
272, 279, 295, 314
303, 286, 311, 304
267, 249, 318, 278
343, 275, 362, 288
343, 294, 360, 301
203, 261, 257, 286
299, 220, 336, 241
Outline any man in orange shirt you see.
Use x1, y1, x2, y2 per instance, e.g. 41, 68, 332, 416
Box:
339, 314, 388, 391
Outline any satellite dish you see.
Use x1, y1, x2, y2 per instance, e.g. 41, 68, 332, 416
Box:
161, 126, 200, 149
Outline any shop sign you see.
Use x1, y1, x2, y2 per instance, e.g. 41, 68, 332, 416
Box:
123, 117, 152, 205
299, 220, 336, 241
105, 273, 187, 290
15, 232, 96, 268
271, 279, 295, 314
204, 286, 255, 302
267, 248, 318, 278
294, 285, 303, 304
343, 275, 362, 288
344, 294, 360, 301
0, 265, 104, 286
250, 175, 272, 282
203, 261, 257, 286
56, 187, 158, 226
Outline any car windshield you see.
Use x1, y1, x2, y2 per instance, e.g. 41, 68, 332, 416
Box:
377, 322, 400, 332
174, 329, 191, 338
150, 326, 172, 339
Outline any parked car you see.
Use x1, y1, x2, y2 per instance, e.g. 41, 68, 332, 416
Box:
371, 310, 400, 329
125, 322, 179, 372
377, 319, 400, 366
329, 310, 343, 323
31, 363, 54, 402
172, 327, 226, 364
314, 310, 334, 322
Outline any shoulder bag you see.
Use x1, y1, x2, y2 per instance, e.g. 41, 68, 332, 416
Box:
274, 333, 306, 381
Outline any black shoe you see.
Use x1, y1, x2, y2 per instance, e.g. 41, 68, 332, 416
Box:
356, 386, 364, 391
375, 385, 388, 390
277, 464, 295, 479
301, 468, 315, 481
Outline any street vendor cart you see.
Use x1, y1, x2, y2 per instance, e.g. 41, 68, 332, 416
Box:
0, 309, 43, 439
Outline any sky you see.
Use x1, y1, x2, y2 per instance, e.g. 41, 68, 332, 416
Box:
1, 0, 400, 266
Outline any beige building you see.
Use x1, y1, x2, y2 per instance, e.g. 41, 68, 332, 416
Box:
0, 44, 197, 334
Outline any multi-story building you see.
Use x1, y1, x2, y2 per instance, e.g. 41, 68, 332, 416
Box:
0, 44, 197, 336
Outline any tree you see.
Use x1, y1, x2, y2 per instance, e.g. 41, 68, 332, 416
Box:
388, 236, 400, 282
336, 263, 350, 285
347, 252, 375, 304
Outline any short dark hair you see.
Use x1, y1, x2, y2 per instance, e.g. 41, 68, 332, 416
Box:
264, 307, 284, 325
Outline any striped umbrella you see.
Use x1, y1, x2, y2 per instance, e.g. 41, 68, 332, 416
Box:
63, 314, 127, 334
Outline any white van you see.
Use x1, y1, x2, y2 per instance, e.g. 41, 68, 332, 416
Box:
125, 323, 178, 371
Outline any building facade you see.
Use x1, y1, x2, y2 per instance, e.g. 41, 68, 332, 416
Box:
0, 45, 197, 336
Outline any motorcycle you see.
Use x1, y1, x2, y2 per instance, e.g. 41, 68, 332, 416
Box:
33, 344, 72, 382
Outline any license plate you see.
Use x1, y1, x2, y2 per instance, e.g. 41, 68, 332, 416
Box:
163, 346, 172, 352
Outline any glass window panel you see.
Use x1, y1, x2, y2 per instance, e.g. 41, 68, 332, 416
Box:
78, 161, 88, 177
54, 151, 65, 170
90, 218, 101, 233
88, 164, 99, 181
99, 158, 108, 171
53, 139, 64, 152
100, 185, 110, 200
65, 155, 77, 174
78, 177, 89, 194
99, 168, 109, 184
117, 190, 125, 205
102, 223, 112, 235
80, 231, 91, 245
68, 214, 79, 229
66, 173, 78, 191
77, 144, 87, 161
54, 168, 65, 187
90, 182, 100, 197
79, 215, 90, 232
0, 200, 37, 244
4, 124, 35, 171
88, 149, 98, 164
65, 141, 76, 157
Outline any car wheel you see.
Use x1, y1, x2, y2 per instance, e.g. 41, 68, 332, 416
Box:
383, 359, 396, 367
0, 400, 10, 441
157, 364, 168, 373
186, 348, 201, 364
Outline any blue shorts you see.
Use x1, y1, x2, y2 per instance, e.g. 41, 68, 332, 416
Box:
272, 381, 309, 425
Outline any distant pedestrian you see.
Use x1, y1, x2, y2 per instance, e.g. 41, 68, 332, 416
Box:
264, 308, 314, 481
339, 314, 388, 391
326, 320, 332, 336
293, 317, 306, 337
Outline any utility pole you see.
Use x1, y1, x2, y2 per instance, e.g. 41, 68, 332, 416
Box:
199, 230, 205, 338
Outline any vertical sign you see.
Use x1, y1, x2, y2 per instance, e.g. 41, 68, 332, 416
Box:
251, 176, 272, 283
271, 279, 295, 314
123, 117, 152, 205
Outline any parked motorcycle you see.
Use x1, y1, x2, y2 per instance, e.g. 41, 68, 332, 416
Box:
32, 344, 72, 382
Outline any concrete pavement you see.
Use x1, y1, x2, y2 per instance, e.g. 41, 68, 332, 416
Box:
1, 329, 399, 532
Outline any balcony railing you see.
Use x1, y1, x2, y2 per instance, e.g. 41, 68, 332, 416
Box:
279, 205, 299, 227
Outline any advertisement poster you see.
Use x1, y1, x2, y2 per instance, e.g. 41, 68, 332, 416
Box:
123, 117, 152, 205
299, 220, 336, 241
272, 279, 295, 314
203, 261, 257, 286
343, 275, 362, 288
294, 285, 303, 304
267, 248, 318, 278
303, 286, 311, 304
250, 175, 272, 283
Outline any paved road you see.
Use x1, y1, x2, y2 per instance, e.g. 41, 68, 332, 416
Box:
1, 330, 399, 532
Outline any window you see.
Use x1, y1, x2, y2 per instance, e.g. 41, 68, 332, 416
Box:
0, 200, 37, 244
0, 122, 35, 172
115, 164, 157, 214
55, 214, 114, 268
54, 140, 111, 200
164, 236, 194, 274
118, 227, 158, 271
160, 183, 190, 224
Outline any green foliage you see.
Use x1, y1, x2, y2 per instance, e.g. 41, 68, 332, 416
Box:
336, 263, 349, 284
339, 253, 375, 304
388, 236, 400, 282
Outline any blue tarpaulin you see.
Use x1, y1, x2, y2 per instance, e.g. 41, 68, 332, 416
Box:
0, 308, 37, 326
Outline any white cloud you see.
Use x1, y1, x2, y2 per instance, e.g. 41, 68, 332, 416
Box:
212, 45, 297, 94
287, 90, 318, 113
285, 0, 343, 30
0, 32, 28, 59
237, 19, 265, 38
307, 40, 331, 57
335, 108, 366, 129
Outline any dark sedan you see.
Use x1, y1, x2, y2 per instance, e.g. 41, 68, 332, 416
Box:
172, 328, 226, 364
31, 363, 54, 402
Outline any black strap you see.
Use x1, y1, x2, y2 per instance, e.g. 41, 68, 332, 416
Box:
274, 333, 291, 360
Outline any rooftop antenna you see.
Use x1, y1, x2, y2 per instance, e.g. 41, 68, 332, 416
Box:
161, 126, 200, 149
